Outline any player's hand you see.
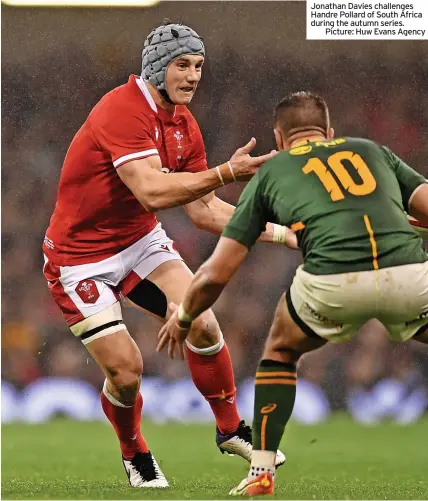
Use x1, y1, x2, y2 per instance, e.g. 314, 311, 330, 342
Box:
284, 227, 299, 250
156, 303, 190, 359
229, 137, 278, 181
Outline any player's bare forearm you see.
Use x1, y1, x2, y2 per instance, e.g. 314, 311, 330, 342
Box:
117, 140, 279, 212
182, 266, 226, 320
142, 168, 231, 211
185, 194, 236, 235
182, 237, 249, 319
186, 195, 299, 249
117, 158, 236, 212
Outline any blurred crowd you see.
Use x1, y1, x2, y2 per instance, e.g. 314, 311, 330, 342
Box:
2, 8, 428, 411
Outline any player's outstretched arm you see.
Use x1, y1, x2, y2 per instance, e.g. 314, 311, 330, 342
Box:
184, 193, 299, 249
116, 138, 276, 212
409, 184, 428, 225
156, 237, 248, 358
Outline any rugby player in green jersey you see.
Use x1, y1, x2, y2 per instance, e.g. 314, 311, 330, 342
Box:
156, 91, 428, 496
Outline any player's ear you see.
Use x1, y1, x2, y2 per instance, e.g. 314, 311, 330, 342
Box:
274, 128, 285, 150
327, 127, 335, 139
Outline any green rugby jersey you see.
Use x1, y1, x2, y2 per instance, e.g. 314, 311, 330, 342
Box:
223, 137, 427, 275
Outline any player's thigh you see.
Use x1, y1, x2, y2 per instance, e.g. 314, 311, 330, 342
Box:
378, 262, 428, 326
264, 293, 326, 363
125, 259, 221, 345
118, 223, 185, 319
289, 266, 364, 343
56, 285, 142, 380
44, 263, 142, 381
380, 262, 428, 342
146, 259, 196, 306
85, 327, 143, 384
124, 259, 194, 318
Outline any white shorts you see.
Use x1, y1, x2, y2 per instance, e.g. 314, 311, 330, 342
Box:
43, 223, 182, 342
287, 262, 428, 343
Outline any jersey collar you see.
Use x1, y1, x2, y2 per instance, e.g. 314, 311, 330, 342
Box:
134, 76, 177, 120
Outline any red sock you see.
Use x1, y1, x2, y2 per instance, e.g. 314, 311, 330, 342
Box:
186, 342, 241, 434
101, 389, 148, 459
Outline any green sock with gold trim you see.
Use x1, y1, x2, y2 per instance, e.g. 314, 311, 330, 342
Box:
252, 359, 297, 452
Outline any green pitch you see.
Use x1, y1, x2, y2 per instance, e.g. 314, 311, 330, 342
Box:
2, 416, 427, 499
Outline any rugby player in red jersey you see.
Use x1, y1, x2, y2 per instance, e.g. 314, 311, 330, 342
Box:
42, 21, 293, 488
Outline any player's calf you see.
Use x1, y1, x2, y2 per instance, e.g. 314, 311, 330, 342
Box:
186, 310, 288, 467
243, 293, 325, 490
185, 310, 242, 434
83, 328, 163, 487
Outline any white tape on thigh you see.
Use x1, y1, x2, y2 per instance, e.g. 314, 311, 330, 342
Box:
186, 331, 225, 355
71, 302, 126, 345
80, 324, 126, 345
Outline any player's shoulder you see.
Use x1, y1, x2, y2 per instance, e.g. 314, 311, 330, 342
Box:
89, 75, 151, 124
255, 152, 288, 182
342, 136, 380, 149
344, 137, 398, 161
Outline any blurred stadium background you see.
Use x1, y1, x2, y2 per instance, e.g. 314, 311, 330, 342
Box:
2, 1, 428, 427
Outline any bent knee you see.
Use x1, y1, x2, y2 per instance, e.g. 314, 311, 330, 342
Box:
187, 310, 221, 349
263, 337, 302, 364
105, 351, 143, 391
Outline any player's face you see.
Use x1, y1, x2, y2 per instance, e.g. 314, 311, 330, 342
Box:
166, 55, 204, 104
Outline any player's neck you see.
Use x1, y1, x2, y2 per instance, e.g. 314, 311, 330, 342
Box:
289, 133, 326, 148
146, 82, 176, 114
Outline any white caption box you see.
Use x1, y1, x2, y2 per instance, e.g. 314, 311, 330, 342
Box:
307, 0, 428, 39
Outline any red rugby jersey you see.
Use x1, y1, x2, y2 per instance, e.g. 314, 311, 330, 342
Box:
44, 75, 207, 266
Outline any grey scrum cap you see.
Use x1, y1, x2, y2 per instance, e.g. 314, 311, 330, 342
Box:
141, 22, 205, 102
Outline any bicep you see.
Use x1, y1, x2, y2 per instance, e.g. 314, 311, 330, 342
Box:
116, 156, 163, 210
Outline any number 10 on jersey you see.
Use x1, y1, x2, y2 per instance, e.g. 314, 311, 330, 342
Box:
302, 151, 377, 201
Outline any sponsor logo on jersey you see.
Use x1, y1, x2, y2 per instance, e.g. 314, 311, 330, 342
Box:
75, 280, 100, 304
290, 145, 312, 155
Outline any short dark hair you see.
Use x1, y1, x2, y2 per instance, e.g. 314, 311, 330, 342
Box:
274, 91, 330, 139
